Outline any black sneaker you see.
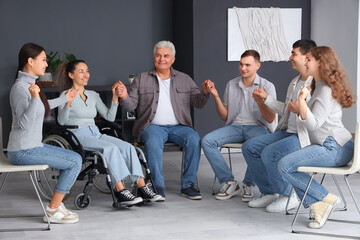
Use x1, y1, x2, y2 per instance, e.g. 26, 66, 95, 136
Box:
138, 185, 162, 202
155, 187, 166, 202
181, 185, 202, 200
116, 189, 143, 206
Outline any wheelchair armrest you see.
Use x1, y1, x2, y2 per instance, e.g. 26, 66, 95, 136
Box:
54, 124, 79, 130
95, 119, 123, 139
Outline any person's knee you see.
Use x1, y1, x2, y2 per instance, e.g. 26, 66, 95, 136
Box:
278, 158, 289, 175
242, 138, 254, 154
185, 131, 200, 147
72, 153, 83, 174
201, 133, 214, 148
261, 145, 275, 164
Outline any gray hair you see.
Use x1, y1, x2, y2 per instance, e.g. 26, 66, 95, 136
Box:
153, 40, 176, 57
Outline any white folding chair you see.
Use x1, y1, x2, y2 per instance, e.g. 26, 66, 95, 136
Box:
0, 117, 50, 232
291, 122, 360, 239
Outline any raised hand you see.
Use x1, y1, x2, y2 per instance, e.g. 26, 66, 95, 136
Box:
203, 79, 218, 97
65, 89, 78, 107
115, 81, 128, 100
112, 81, 121, 104
29, 82, 40, 98
252, 88, 267, 103
288, 100, 300, 114
298, 85, 310, 101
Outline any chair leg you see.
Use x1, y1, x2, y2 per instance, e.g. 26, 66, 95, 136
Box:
344, 175, 360, 215
0, 171, 51, 232
332, 174, 347, 211
292, 173, 360, 239
0, 172, 9, 193
291, 173, 315, 234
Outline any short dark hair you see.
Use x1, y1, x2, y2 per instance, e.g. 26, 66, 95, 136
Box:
292, 40, 317, 55
241, 50, 260, 62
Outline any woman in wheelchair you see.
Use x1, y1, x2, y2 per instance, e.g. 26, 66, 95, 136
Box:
7, 43, 83, 224
278, 46, 354, 229
56, 60, 161, 205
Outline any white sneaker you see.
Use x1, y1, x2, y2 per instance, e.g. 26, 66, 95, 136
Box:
43, 203, 79, 224
248, 194, 278, 208
266, 193, 299, 213
215, 180, 241, 200
241, 183, 254, 202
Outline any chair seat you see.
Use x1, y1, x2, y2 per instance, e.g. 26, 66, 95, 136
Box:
221, 143, 243, 148
298, 164, 355, 175
0, 156, 48, 173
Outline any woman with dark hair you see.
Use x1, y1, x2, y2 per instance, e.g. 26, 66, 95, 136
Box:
7, 43, 82, 224
56, 60, 161, 205
279, 46, 354, 229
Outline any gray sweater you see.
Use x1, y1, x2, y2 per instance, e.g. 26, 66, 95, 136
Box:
301, 80, 352, 146
7, 71, 68, 151
57, 90, 118, 127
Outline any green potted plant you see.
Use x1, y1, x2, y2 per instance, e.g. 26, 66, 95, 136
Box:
38, 51, 76, 87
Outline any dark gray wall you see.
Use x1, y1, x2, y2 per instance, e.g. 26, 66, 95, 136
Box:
192, 0, 311, 137
0, 0, 172, 145
0, 0, 311, 145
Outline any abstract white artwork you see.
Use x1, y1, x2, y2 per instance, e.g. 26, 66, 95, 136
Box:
228, 7, 302, 62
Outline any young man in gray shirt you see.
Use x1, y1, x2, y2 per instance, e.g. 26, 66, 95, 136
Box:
202, 50, 277, 201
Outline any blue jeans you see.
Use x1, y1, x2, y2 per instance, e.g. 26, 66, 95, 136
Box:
141, 124, 201, 189
279, 137, 354, 207
72, 126, 144, 187
8, 144, 82, 194
201, 125, 269, 185
242, 131, 300, 195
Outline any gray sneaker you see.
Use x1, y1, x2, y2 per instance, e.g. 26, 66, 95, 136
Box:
241, 183, 254, 202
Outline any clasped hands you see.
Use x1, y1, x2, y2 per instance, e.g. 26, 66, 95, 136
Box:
288, 85, 309, 114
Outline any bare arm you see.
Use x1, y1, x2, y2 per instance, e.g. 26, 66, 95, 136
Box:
205, 80, 228, 121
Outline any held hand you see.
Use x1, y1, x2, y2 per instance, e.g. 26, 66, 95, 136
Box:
115, 81, 128, 100
203, 79, 219, 97
29, 82, 40, 98
288, 100, 300, 114
298, 85, 310, 101
65, 89, 78, 107
252, 88, 267, 103
112, 81, 121, 104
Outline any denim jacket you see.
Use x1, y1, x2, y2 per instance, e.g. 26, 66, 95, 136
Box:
120, 68, 210, 141
264, 75, 312, 148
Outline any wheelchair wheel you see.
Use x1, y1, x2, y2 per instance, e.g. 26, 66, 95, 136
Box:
74, 193, 91, 209
34, 135, 73, 201
93, 173, 112, 194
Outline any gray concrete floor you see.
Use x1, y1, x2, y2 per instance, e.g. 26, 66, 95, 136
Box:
1, 151, 360, 240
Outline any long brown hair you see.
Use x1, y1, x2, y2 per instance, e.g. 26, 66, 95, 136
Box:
56, 60, 86, 92
309, 46, 354, 108
16, 43, 50, 119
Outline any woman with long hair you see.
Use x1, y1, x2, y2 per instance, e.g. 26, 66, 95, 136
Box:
279, 46, 354, 229
56, 60, 161, 206
7, 43, 82, 224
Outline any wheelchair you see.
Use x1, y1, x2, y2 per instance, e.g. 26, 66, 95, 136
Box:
35, 119, 155, 210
